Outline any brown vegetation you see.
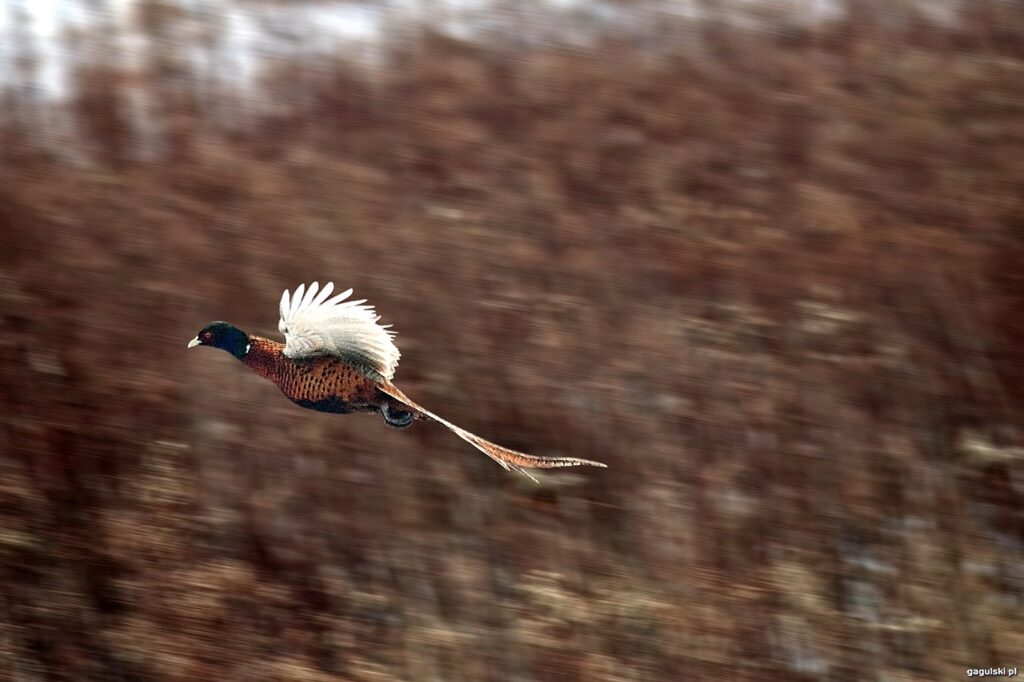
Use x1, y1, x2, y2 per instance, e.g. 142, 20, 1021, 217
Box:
2, 2, 1024, 680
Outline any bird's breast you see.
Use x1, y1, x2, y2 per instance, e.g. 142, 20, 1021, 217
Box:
277, 357, 380, 414
241, 338, 380, 413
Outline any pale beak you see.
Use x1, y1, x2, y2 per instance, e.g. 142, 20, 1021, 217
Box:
187, 336, 201, 348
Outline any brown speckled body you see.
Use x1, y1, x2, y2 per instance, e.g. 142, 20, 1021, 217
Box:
241, 336, 391, 414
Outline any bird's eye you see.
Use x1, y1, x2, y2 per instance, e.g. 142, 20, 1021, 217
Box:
201, 331, 213, 342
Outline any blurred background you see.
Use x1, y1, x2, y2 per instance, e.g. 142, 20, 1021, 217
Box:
2, 0, 1024, 680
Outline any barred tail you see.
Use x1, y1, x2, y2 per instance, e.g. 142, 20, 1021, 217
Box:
378, 382, 607, 482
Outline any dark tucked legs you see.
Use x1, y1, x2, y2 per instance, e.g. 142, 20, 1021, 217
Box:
381, 403, 415, 429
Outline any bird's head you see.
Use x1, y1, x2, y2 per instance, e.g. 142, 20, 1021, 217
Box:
187, 321, 250, 358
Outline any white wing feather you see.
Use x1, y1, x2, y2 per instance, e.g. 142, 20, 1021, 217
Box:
278, 281, 400, 380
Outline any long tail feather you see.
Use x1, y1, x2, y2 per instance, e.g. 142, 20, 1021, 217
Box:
378, 382, 606, 481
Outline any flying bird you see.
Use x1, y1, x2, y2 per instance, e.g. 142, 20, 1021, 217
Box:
188, 282, 606, 480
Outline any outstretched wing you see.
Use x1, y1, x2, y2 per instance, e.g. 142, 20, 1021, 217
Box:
278, 282, 400, 380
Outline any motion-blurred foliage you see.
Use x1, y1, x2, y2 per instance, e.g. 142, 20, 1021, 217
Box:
2, 1, 1024, 680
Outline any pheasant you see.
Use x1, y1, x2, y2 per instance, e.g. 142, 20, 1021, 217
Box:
188, 282, 606, 480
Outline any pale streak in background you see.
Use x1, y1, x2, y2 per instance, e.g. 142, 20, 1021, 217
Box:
5, 0, 941, 102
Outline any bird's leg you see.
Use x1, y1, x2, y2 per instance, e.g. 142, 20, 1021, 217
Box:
381, 402, 416, 429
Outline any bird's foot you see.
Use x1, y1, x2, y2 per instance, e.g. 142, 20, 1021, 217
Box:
381, 403, 415, 429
